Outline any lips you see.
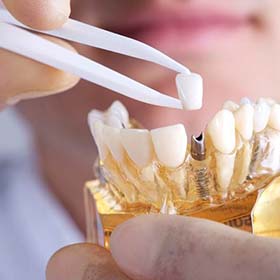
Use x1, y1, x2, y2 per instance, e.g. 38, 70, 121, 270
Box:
108, 8, 253, 54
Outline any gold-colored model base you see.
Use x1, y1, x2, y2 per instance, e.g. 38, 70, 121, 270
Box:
84, 179, 276, 249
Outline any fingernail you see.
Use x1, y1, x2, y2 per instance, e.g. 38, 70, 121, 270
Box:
110, 215, 164, 279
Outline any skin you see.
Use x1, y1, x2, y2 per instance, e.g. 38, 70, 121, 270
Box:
2, 0, 280, 279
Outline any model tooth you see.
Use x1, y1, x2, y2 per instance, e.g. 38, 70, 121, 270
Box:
223, 100, 239, 112
89, 120, 108, 161
207, 109, 236, 154
106, 114, 123, 128
269, 104, 280, 130
258, 97, 276, 106
215, 152, 236, 197
237, 142, 252, 184
234, 104, 254, 140
88, 109, 104, 127
120, 129, 153, 167
108, 101, 129, 127
103, 125, 124, 161
151, 124, 187, 168
176, 73, 203, 110
240, 97, 252, 105
254, 101, 271, 133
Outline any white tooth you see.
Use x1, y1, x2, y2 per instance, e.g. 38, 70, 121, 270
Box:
176, 73, 203, 110
88, 109, 104, 130
254, 101, 271, 133
103, 125, 124, 161
108, 101, 129, 127
89, 120, 108, 160
223, 100, 239, 112
237, 142, 252, 184
215, 152, 236, 197
258, 97, 276, 106
269, 104, 280, 130
106, 114, 123, 128
151, 124, 187, 168
240, 97, 252, 105
207, 109, 236, 154
234, 104, 254, 140
120, 129, 153, 167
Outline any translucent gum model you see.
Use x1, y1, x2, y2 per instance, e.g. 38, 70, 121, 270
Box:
85, 98, 280, 248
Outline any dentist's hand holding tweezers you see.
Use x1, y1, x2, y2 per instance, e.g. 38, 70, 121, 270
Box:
0, 0, 80, 109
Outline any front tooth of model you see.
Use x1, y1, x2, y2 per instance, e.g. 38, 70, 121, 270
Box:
120, 129, 153, 167
254, 101, 271, 133
108, 101, 129, 127
106, 113, 123, 128
207, 109, 236, 154
151, 124, 187, 168
88, 109, 104, 128
176, 73, 203, 110
223, 100, 240, 112
269, 104, 280, 130
215, 152, 236, 197
103, 125, 124, 161
234, 104, 254, 140
89, 120, 108, 161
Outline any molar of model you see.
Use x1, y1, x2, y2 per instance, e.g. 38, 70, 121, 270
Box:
269, 104, 280, 130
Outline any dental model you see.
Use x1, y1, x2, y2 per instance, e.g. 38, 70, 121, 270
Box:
86, 97, 280, 247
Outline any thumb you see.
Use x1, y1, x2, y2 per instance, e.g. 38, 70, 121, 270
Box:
110, 215, 280, 280
46, 243, 131, 280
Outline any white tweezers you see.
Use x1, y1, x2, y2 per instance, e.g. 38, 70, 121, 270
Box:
0, 9, 191, 109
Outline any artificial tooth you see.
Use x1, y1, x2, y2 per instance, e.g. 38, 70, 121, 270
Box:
240, 97, 252, 105
254, 101, 271, 133
120, 129, 153, 168
89, 120, 108, 161
176, 73, 203, 110
269, 104, 280, 130
237, 142, 252, 184
258, 97, 276, 106
207, 109, 236, 154
106, 114, 123, 128
103, 125, 124, 162
215, 152, 236, 197
88, 109, 104, 128
223, 100, 239, 112
151, 124, 187, 168
234, 104, 254, 140
107, 101, 129, 127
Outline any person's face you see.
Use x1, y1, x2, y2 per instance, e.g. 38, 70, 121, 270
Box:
18, 0, 280, 147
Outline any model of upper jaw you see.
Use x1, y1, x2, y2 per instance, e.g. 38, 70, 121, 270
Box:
88, 98, 280, 213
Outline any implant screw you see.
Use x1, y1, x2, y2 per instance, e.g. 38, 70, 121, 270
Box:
190, 133, 210, 200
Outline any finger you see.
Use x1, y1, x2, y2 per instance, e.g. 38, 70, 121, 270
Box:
46, 243, 131, 280
2, 0, 71, 30
111, 215, 280, 280
0, 35, 79, 107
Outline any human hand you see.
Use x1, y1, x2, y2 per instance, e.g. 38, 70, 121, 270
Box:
46, 215, 280, 280
0, 0, 79, 109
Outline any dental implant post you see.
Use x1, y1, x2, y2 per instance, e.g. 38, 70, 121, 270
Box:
187, 133, 213, 202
